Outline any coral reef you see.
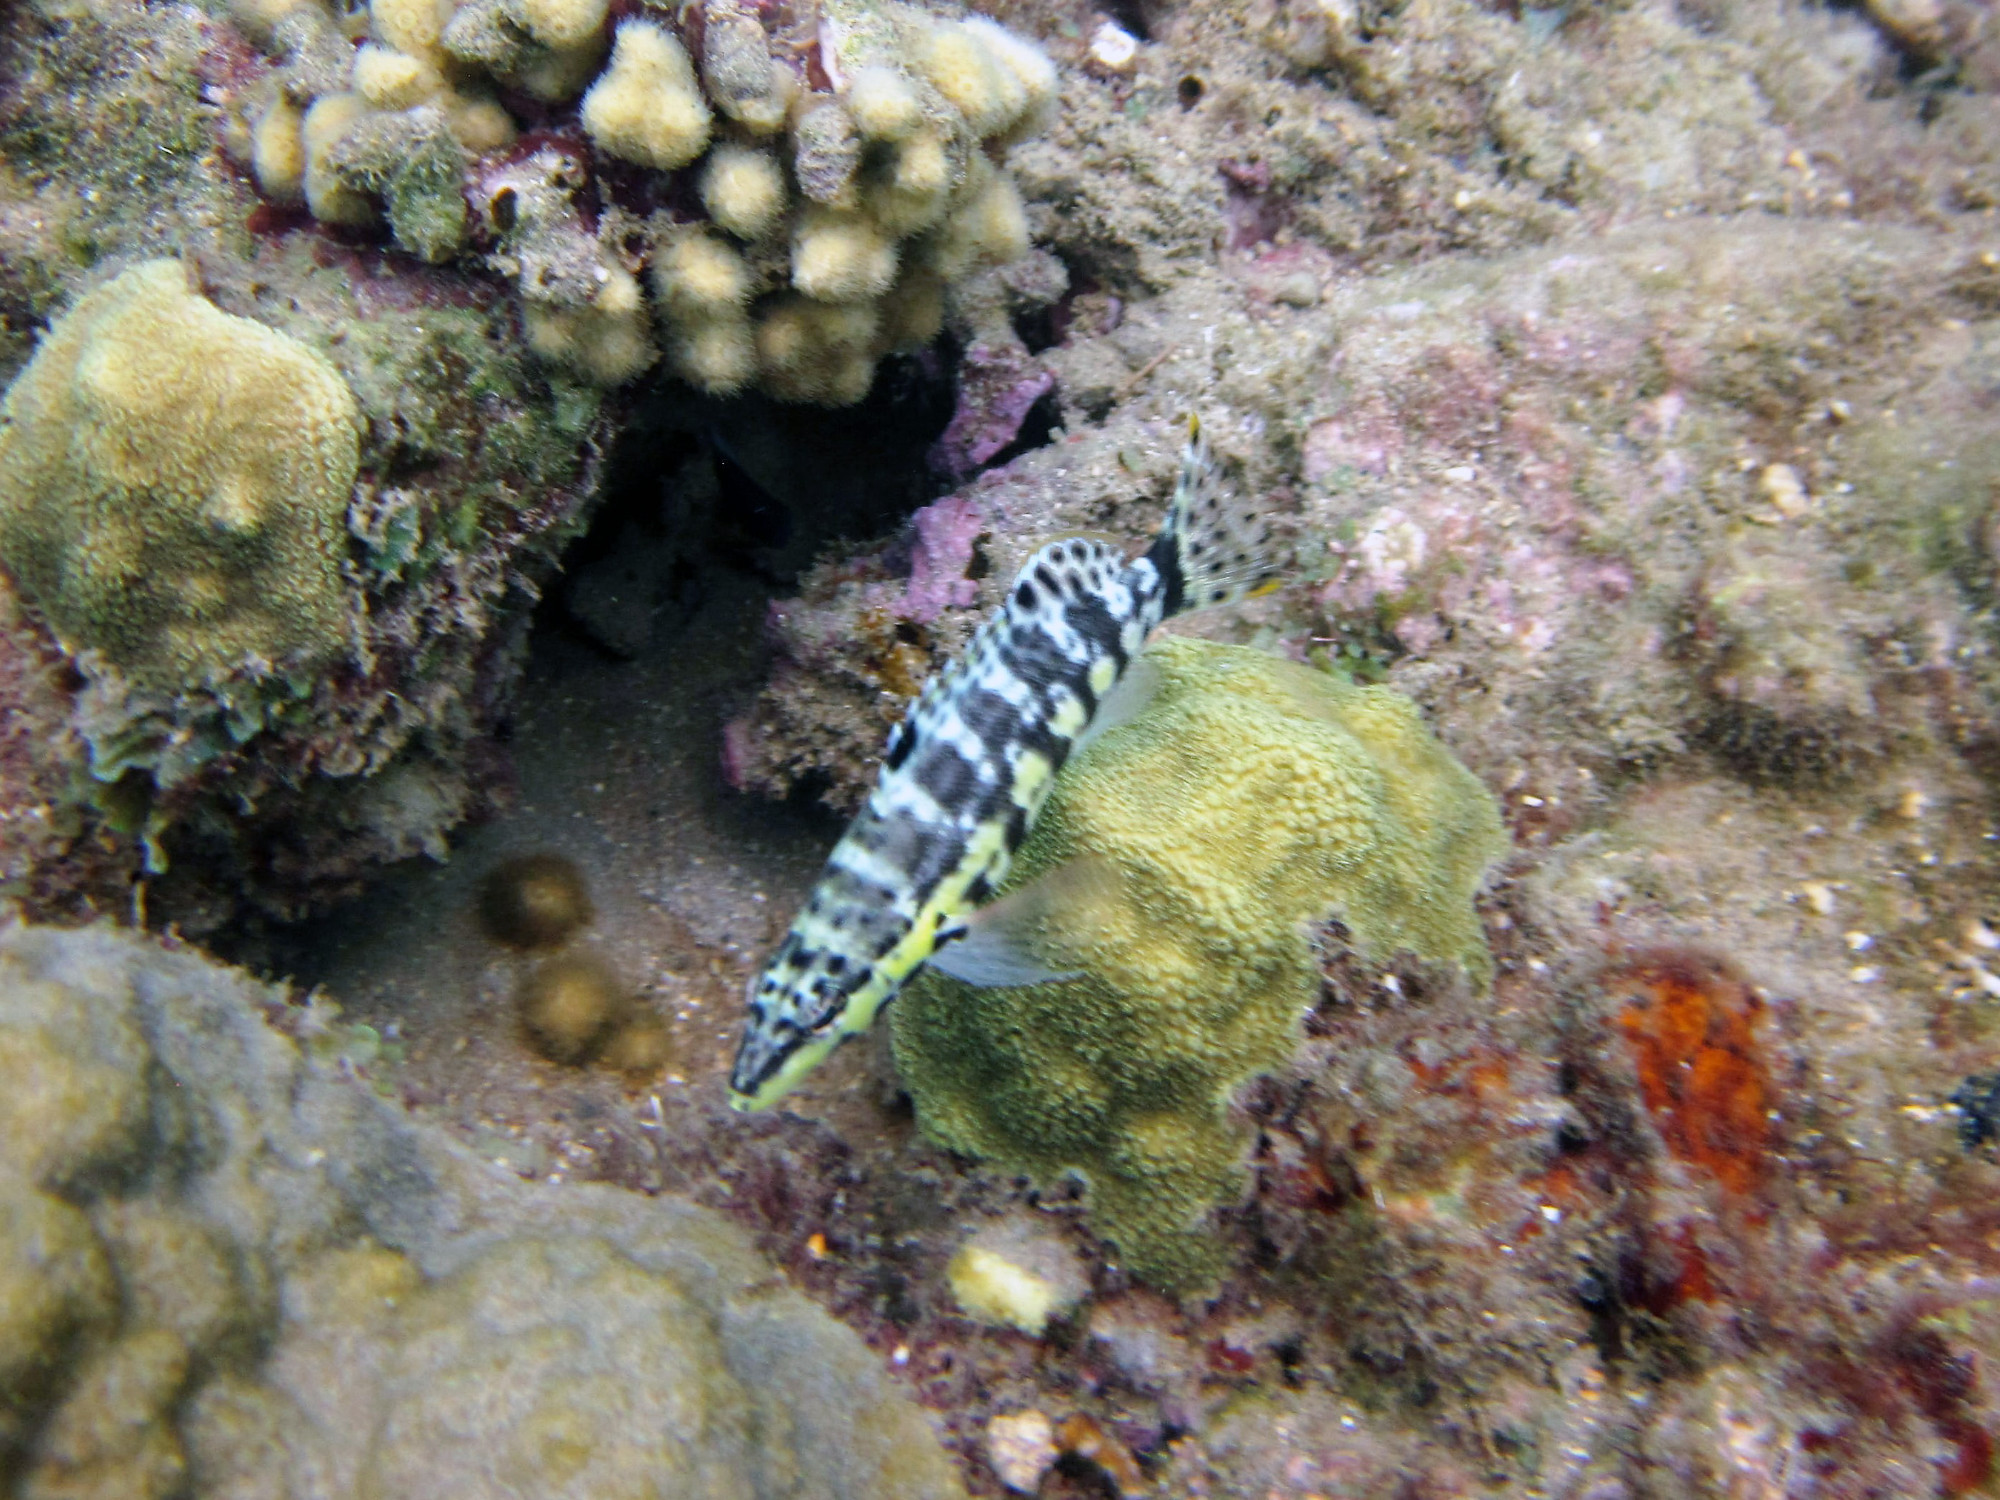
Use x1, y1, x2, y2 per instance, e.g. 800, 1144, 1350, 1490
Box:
0, 260, 361, 688
0, 914, 964, 1498
891, 636, 1507, 1291
233, 0, 1058, 402
515, 950, 631, 1063
13, 0, 2000, 1489
722, 488, 989, 811
0, 0, 611, 929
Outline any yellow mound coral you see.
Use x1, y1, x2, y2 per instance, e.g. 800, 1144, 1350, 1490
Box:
0, 261, 361, 688
890, 637, 1508, 1292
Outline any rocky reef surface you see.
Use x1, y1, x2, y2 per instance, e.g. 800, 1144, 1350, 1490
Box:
0, 915, 965, 1498
0, 0, 611, 930
6, 0, 2000, 1493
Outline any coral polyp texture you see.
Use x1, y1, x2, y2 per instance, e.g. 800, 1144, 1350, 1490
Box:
237, 0, 1057, 402
0, 916, 966, 1499
0, 260, 360, 688
890, 637, 1508, 1292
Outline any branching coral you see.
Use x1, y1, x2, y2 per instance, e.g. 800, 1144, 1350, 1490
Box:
890, 638, 1508, 1292
237, 0, 1058, 401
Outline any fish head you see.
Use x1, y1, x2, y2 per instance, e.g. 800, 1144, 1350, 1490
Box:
728, 935, 878, 1111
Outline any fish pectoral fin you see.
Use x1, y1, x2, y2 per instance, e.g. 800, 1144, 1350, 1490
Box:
926, 930, 1078, 988
926, 857, 1118, 988
1070, 655, 1162, 759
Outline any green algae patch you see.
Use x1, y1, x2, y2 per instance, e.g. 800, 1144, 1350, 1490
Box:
891, 637, 1508, 1293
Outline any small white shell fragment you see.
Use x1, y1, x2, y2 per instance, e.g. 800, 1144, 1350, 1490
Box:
945, 1220, 1086, 1334
986, 1410, 1059, 1493
1760, 462, 1809, 518
948, 1244, 1066, 1333
1088, 20, 1139, 70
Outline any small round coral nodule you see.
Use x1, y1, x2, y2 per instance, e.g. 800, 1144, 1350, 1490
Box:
599, 1012, 675, 1076
580, 19, 712, 170
476, 852, 594, 951
516, 952, 630, 1064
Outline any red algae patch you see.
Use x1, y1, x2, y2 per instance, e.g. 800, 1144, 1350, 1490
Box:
1609, 950, 1775, 1201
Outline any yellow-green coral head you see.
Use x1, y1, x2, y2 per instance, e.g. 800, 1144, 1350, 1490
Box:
889, 637, 1508, 1292
0, 260, 362, 688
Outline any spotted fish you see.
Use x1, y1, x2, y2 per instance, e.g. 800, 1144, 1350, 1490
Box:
729, 417, 1284, 1110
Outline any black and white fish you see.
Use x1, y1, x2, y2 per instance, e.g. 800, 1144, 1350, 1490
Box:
729, 417, 1285, 1110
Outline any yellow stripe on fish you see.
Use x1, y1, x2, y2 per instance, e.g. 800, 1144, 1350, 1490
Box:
729, 416, 1286, 1111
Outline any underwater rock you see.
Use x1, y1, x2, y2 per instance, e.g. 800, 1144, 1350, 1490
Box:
721, 493, 989, 812
944, 1219, 1086, 1336
927, 339, 1056, 480
890, 637, 1508, 1292
0, 916, 966, 1498
983, 1409, 1058, 1494
1952, 1072, 2000, 1152
1685, 526, 1883, 784
0, 0, 615, 929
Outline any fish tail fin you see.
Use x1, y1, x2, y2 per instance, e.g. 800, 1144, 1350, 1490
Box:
1154, 414, 1286, 618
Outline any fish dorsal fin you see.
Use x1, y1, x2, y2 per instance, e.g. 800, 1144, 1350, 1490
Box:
928, 857, 1119, 988
1158, 415, 1288, 613
1070, 654, 1162, 760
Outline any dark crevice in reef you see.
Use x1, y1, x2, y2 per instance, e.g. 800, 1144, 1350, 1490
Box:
217, 365, 962, 970
1099, 0, 1153, 41
547, 362, 958, 662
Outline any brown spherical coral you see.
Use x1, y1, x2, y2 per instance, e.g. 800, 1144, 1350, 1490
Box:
517, 952, 629, 1064
0, 260, 361, 689
477, 852, 595, 951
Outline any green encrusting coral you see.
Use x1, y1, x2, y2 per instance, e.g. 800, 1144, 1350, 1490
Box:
890, 637, 1509, 1292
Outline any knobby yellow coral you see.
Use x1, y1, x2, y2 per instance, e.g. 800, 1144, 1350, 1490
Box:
0, 918, 969, 1500
891, 637, 1508, 1292
235, 0, 1057, 399
0, 260, 361, 688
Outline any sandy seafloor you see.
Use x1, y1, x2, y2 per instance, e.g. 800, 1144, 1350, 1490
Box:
10, 0, 2000, 1492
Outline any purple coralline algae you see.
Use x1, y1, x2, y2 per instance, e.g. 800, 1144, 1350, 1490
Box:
900, 492, 987, 623
927, 341, 1056, 479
